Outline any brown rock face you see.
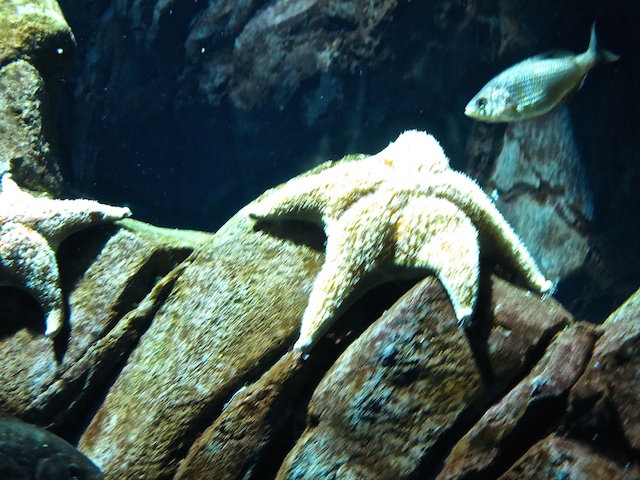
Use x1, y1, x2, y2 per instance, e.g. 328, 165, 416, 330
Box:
568, 287, 640, 451
439, 323, 597, 479
277, 277, 485, 479
178, 0, 398, 110
500, 435, 640, 480
0, 0, 76, 190
226, 0, 398, 109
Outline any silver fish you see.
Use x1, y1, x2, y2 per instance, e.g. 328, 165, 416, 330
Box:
465, 24, 619, 122
0, 413, 103, 480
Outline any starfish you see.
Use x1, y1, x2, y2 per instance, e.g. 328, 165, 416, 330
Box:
0, 174, 131, 338
250, 130, 553, 352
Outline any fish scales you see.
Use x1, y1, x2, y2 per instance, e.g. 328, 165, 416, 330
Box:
465, 24, 619, 122
501, 57, 583, 109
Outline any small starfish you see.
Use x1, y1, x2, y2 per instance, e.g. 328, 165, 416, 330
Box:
0, 174, 131, 337
250, 130, 552, 352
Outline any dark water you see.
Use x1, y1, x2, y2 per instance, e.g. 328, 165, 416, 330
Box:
53, 0, 640, 320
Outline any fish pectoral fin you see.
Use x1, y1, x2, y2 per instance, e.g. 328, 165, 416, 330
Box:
559, 79, 585, 104
507, 98, 522, 113
578, 74, 588, 90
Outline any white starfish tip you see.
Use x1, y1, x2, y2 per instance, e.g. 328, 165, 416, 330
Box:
43, 310, 64, 338
540, 279, 554, 294
454, 306, 474, 329
293, 336, 313, 353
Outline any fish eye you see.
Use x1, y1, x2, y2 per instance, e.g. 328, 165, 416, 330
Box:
476, 97, 488, 110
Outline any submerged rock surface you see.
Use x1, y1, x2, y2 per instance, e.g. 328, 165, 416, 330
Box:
0, 0, 75, 192
484, 107, 593, 282
2, 0, 640, 478
0, 59, 62, 192
6, 193, 632, 479
1, 165, 639, 479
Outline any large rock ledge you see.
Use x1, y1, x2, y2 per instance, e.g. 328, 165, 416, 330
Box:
2, 188, 640, 479
0, 182, 638, 479
1, 1, 640, 478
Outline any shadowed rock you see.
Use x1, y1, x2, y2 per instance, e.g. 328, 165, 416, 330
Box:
568, 286, 640, 450
500, 435, 640, 479
78, 210, 323, 479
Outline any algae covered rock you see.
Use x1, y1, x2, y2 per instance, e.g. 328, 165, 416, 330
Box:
0, 0, 75, 75
78, 209, 324, 479
0, 59, 61, 191
0, 219, 194, 426
0, 165, 638, 479
0, 0, 76, 189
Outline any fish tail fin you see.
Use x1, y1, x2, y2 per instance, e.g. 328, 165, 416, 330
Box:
586, 22, 620, 65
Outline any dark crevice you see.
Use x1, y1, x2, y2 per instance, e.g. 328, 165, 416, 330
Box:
415, 276, 568, 478
43, 228, 193, 441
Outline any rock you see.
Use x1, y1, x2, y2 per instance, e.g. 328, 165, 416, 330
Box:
482, 106, 593, 282
276, 276, 483, 479
500, 435, 640, 479
275, 275, 570, 479
226, 0, 398, 109
439, 323, 597, 479
0, 0, 75, 75
78, 209, 324, 479
0, 0, 75, 191
484, 277, 572, 381
0, 60, 62, 192
170, 0, 400, 109
174, 350, 306, 480
0, 219, 193, 429
568, 286, 640, 451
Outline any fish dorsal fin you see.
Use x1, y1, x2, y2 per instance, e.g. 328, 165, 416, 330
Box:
530, 49, 575, 60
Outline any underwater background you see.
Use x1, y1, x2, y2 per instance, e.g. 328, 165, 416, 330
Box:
53, 0, 640, 322
3, 0, 640, 478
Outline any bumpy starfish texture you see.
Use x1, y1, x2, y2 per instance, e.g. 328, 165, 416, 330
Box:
0, 174, 131, 337
250, 130, 553, 353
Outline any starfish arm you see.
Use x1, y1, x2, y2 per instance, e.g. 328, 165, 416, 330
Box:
293, 191, 400, 352
1, 174, 131, 249
435, 171, 553, 294
249, 162, 385, 227
394, 196, 480, 325
25, 201, 132, 249
249, 175, 337, 226
0, 222, 64, 337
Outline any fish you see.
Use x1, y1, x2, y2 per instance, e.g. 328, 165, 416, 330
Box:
0, 413, 103, 480
464, 23, 619, 122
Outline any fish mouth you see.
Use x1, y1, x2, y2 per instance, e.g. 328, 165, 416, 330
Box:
463, 105, 476, 118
